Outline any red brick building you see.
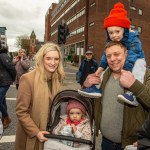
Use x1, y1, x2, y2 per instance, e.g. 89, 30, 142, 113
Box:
45, 0, 150, 65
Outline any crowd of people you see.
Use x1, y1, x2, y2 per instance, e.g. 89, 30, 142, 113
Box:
0, 46, 30, 129
0, 2, 150, 150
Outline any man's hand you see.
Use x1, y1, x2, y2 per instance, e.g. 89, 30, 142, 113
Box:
36, 131, 49, 142
83, 73, 100, 88
119, 70, 136, 89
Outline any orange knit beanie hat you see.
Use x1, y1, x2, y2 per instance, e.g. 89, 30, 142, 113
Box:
104, 2, 130, 29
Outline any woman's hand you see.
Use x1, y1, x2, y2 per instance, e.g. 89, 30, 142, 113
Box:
36, 131, 49, 142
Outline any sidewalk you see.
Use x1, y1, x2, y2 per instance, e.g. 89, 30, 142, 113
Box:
63, 62, 80, 90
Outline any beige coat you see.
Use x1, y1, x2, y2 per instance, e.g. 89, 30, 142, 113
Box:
15, 70, 53, 150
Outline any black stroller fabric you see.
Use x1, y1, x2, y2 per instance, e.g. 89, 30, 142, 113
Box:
45, 90, 94, 149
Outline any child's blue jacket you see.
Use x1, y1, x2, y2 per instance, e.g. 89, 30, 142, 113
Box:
99, 30, 145, 71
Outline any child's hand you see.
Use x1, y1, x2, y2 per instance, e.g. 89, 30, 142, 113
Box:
70, 124, 77, 133
133, 141, 138, 147
95, 67, 104, 77
60, 123, 67, 130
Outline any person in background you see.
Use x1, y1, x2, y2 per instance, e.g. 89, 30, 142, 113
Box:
78, 2, 146, 107
15, 42, 65, 150
0, 47, 16, 129
77, 50, 98, 87
13, 49, 30, 90
83, 41, 150, 150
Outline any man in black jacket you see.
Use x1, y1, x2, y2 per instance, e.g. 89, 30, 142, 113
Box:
0, 47, 16, 129
77, 50, 98, 86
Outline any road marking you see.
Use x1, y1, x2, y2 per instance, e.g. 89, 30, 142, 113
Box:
65, 72, 76, 75
10, 85, 16, 88
6, 98, 16, 101
0, 135, 15, 143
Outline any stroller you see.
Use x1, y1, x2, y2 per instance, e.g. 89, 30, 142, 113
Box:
44, 90, 95, 150
0, 118, 3, 139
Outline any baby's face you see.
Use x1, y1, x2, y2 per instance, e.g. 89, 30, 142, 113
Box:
107, 26, 124, 41
69, 108, 83, 123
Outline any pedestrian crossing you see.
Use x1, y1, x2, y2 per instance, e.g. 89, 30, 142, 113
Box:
0, 135, 15, 143
0, 97, 16, 146
6, 98, 16, 101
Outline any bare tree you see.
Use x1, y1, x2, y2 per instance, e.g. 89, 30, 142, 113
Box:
15, 35, 30, 49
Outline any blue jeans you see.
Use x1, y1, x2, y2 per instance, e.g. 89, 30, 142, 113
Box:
0, 85, 10, 117
101, 137, 123, 150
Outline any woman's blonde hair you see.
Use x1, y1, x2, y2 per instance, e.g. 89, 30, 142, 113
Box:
35, 42, 65, 96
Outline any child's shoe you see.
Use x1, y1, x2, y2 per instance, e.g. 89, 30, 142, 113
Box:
78, 85, 102, 98
118, 91, 139, 106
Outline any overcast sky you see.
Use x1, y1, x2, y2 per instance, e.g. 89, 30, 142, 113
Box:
0, 0, 58, 51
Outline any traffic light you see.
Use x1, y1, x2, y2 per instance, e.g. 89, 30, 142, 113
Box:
58, 24, 65, 44
58, 23, 69, 44
64, 24, 69, 37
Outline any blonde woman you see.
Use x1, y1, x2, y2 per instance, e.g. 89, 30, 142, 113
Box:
15, 42, 65, 150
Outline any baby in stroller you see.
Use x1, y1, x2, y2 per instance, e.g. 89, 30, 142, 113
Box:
44, 90, 92, 150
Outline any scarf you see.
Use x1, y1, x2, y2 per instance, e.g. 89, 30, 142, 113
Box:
66, 117, 84, 126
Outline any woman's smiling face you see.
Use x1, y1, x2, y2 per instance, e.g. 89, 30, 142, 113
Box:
43, 50, 60, 75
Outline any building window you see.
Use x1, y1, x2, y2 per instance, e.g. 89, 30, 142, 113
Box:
76, 26, 84, 34
89, 22, 95, 27
1, 37, 5, 40
130, 6, 136, 11
137, 27, 142, 33
51, 30, 57, 36
139, 9, 143, 15
66, 9, 85, 25
69, 26, 85, 37
90, 2, 95, 7
89, 45, 94, 49
131, 25, 136, 30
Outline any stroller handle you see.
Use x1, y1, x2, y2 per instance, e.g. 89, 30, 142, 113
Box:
44, 134, 92, 145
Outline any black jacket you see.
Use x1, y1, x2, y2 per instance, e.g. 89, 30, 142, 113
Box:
0, 48, 16, 86
77, 58, 98, 86
138, 113, 150, 150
